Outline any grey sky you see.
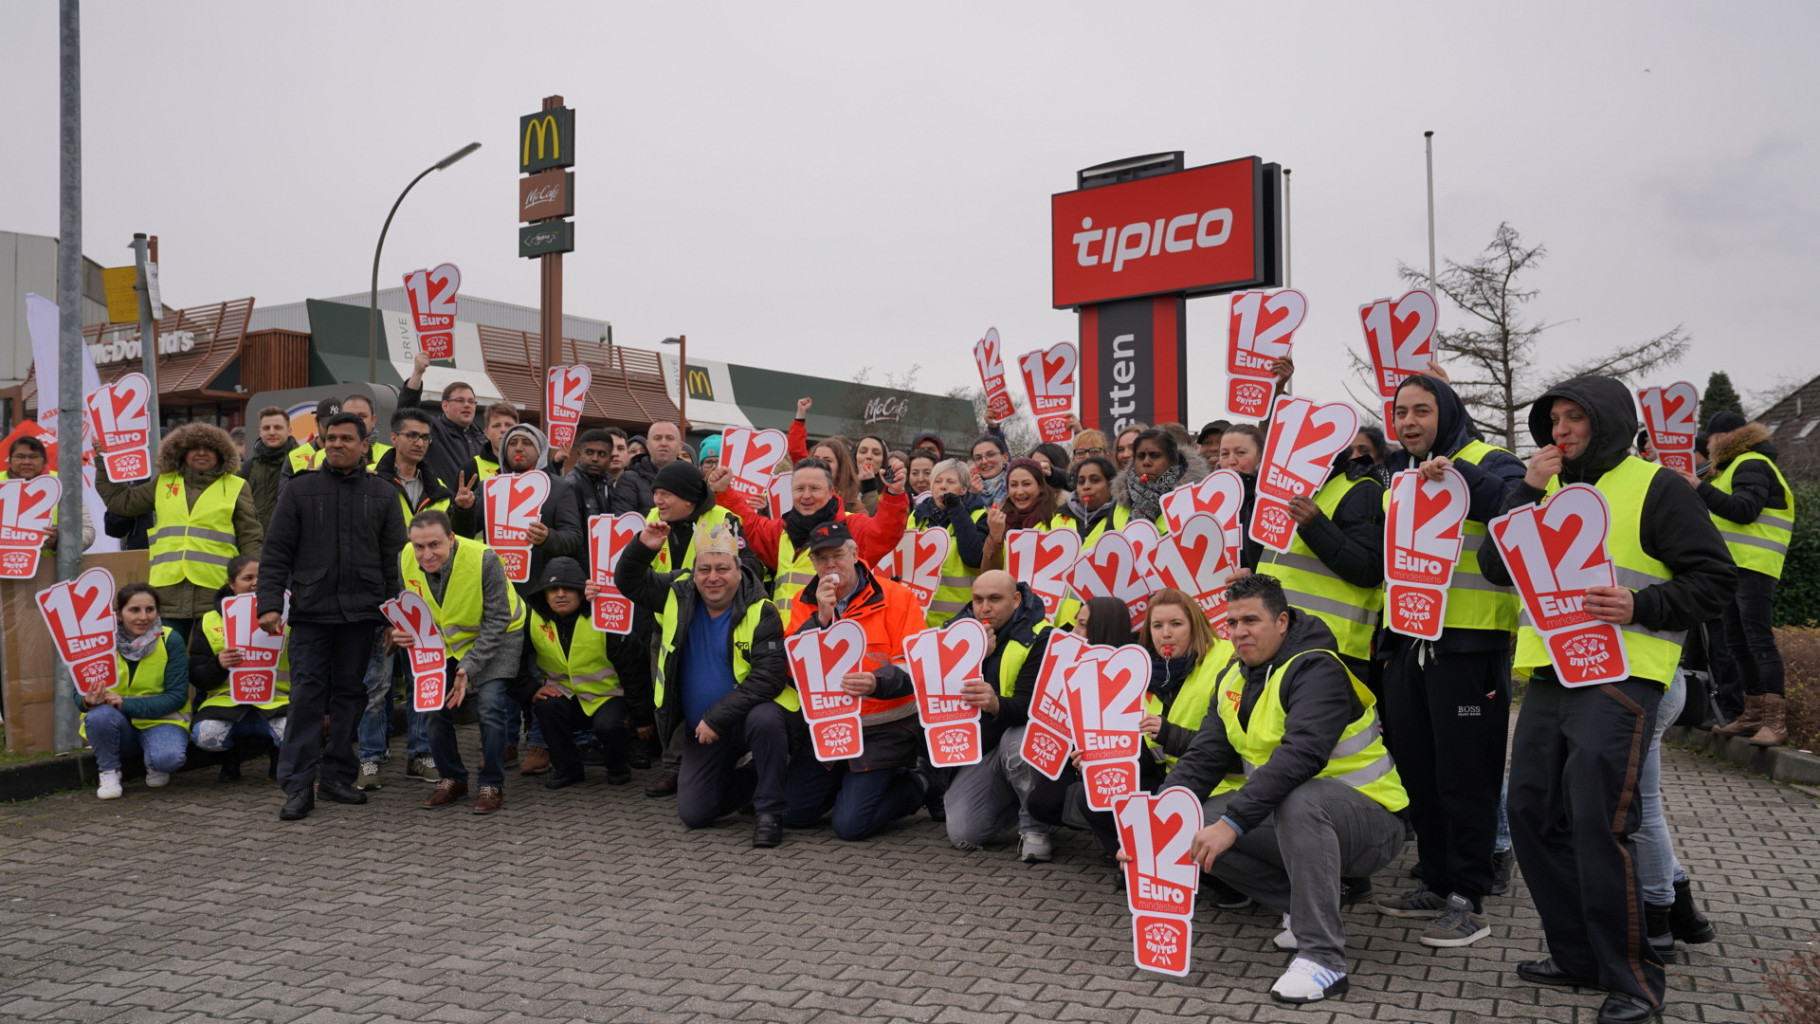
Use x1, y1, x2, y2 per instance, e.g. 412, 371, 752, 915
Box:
2, 1, 1813, 428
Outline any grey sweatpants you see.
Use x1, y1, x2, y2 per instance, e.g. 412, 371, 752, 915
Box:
945, 727, 1049, 849
1204, 778, 1405, 973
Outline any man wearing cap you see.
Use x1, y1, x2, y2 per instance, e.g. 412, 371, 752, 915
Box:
780, 520, 930, 841
616, 518, 797, 846
1697, 410, 1796, 746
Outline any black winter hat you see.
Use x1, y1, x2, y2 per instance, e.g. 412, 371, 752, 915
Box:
1704, 410, 1747, 435
652, 460, 707, 504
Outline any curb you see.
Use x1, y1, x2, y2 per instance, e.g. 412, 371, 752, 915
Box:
0, 751, 97, 803
1665, 725, 1820, 785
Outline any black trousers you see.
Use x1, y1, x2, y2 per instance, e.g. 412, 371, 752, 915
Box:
1722, 568, 1785, 698
1381, 643, 1510, 905
277, 621, 379, 796
1508, 676, 1664, 1006
531, 694, 630, 777
677, 702, 794, 827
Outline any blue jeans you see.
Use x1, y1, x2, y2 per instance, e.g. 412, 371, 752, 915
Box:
358, 643, 429, 762
84, 704, 187, 774
1495, 781, 1510, 854
782, 757, 923, 841
425, 677, 511, 789
503, 696, 545, 749
1635, 669, 1690, 905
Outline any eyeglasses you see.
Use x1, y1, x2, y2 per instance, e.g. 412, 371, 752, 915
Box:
396, 431, 431, 442
1076, 447, 1106, 457
442, 396, 476, 406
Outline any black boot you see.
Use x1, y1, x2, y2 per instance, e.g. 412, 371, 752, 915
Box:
218, 746, 244, 783
1646, 903, 1674, 956
1490, 848, 1516, 895
1669, 878, 1716, 944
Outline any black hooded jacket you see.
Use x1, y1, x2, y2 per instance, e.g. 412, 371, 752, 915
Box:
508, 556, 653, 720
1697, 422, 1790, 528
1161, 611, 1367, 834
1273, 450, 1385, 590
607, 453, 661, 516
1478, 375, 1736, 649
947, 582, 1053, 750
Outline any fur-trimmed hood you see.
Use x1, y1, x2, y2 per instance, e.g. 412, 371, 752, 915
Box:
155, 422, 240, 477
1110, 448, 1211, 508
1710, 422, 1777, 469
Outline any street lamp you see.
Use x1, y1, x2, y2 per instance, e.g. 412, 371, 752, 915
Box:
661, 335, 687, 435
367, 141, 482, 382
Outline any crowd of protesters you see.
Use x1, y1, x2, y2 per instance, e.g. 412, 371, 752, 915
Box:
53, 343, 1796, 1022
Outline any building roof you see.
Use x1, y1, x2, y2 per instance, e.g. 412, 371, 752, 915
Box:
1758, 372, 1820, 482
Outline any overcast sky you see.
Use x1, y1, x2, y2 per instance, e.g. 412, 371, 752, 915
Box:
2, 1, 1814, 430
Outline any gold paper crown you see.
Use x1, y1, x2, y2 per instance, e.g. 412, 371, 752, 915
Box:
697, 522, 741, 559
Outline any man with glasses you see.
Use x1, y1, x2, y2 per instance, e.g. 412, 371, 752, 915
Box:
400, 350, 488, 494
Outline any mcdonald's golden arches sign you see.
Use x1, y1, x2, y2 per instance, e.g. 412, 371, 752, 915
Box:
519, 107, 575, 174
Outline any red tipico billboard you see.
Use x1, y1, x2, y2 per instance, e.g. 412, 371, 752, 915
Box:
1052, 157, 1267, 309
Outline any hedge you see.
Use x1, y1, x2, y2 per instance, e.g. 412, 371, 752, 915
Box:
1773, 481, 1820, 627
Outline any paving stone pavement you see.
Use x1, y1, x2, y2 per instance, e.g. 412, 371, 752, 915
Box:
0, 731, 1808, 1024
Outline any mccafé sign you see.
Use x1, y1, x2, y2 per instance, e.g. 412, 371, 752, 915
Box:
1051, 157, 1272, 309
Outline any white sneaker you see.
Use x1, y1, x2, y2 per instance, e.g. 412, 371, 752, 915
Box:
144, 770, 171, 788
1018, 831, 1053, 863
96, 770, 123, 800
1270, 956, 1349, 1004
1273, 913, 1298, 951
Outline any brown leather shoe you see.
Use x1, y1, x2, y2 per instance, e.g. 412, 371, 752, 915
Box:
473, 786, 504, 814
1714, 694, 1764, 736
645, 769, 679, 798
1749, 693, 1788, 747
422, 778, 467, 808
519, 745, 551, 775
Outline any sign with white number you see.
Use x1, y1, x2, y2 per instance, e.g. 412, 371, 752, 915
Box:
903, 619, 988, 767
785, 620, 867, 761
222, 592, 284, 704
1226, 289, 1304, 417
1066, 529, 1163, 630
1161, 469, 1245, 572
1116, 786, 1202, 976
483, 471, 551, 582
1359, 288, 1437, 398
1148, 512, 1235, 630
1487, 484, 1630, 686
544, 364, 592, 453
382, 591, 449, 712
1067, 644, 1148, 811
1251, 395, 1360, 553
720, 426, 791, 502
588, 512, 645, 633
36, 566, 118, 697
1383, 468, 1470, 640
84, 372, 153, 481
1016, 341, 1078, 443
0, 475, 60, 578
769, 471, 793, 518
403, 263, 461, 361
973, 327, 1017, 424
1005, 528, 1081, 620
878, 528, 950, 610
1637, 381, 1699, 476
1020, 630, 1084, 780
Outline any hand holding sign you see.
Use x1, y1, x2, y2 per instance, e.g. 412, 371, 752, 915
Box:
588, 512, 645, 633
382, 591, 449, 711
720, 426, 790, 501
484, 471, 551, 582
1068, 643, 1148, 811
1020, 630, 1084, 779
1637, 382, 1699, 475
36, 567, 118, 698
0, 475, 60, 578
85, 372, 153, 481
545, 364, 592, 452
1488, 483, 1630, 686
1016, 342, 1078, 443
1384, 467, 1470, 640
973, 328, 1016, 424
403, 263, 460, 361
1117, 787, 1203, 976
1226, 289, 1306, 417
903, 619, 988, 767
222, 592, 284, 704
1148, 513, 1235, 628
785, 620, 867, 761
1250, 395, 1360, 553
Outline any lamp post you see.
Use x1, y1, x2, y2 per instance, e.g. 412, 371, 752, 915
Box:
661, 335, 687, 435
366, 141, 482, 382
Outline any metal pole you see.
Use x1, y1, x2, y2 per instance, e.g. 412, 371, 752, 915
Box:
132, 233, 161, 433
367, 142, 482, 383
1282, 168, 1292, 289
678, 334, 688, 436
1424, 131, 1437, 292
53, 0, 82, 753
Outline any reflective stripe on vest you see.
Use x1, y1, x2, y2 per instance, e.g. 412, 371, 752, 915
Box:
655, 593, 800, 714
924, 508, 989, 628
1513, 456, 1687, 686
529, 609, 622, 716
398, 538, 527, 662
196, 609, 293, 711
1209, 650, 1406, 812
648, 505, 734, 575
148, 473, 246, 591
81, 631, 190, 735
1710, 451, 1795, 579
1141, 642, 1234, 768
1259, 475, 1385, 661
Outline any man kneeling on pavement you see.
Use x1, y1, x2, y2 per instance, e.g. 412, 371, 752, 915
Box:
1139, 572, 1408, 1005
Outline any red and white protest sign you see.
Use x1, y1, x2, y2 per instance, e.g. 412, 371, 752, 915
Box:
222, 592, 284, 704
1068, 644, 1148, 811
588, 512, 645, 633
1066, 529, 1163, 630
720, 426, 790, 502
36, 566, 118, 698
0, 475, 60, 578
1020, 630, 1084, 780
1637, 381, 1699, 475
484, 471, 550, 582
403, 263, 460, 361
1148, 512, 1235, 629
903, 619, 988, 767
1384, 467, 1470, 640
1117, 786, 1202, 975
1005, 528, 1080, 620
1250, 395, 1360, 553
1360, 288, 1437, 398
1161, 469, 1245, 572
84, 372, 153, 481
544, 364, 591, 453
382, 591, 449, 712
786, 620, 867, 761
878, 528, 950, 610
769, 471, 793, 518
1016, 341, 1078, 443
973, 327, 1017, 424
1226, 289, 1305, 417
1488, 484, 1630, 686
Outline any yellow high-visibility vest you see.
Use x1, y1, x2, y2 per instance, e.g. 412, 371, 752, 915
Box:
148, 472, 246, 591
528, 609, 621, 716
1708, 451, 1794, 579
398, 538, 527, 662
196, 608, 290, 712
1260, 475, 1384, 661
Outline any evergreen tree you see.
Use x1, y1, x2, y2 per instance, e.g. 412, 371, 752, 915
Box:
1701, 371, 1744, 426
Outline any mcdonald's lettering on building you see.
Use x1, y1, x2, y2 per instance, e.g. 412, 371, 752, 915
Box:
519, 107, 575, 174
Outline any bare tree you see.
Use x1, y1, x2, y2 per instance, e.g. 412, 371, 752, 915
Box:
945, 384, 1041, 455
1356, 223, 1689, 450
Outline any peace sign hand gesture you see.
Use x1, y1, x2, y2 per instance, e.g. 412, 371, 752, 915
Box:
454, 471, 477, 509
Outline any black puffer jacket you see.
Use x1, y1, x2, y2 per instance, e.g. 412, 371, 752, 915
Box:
397, 380, 487, 494
608, 453, 661, 516
1479, 375, 1736, 644
259, 461, 407, 625
1698, 423, 1790, 527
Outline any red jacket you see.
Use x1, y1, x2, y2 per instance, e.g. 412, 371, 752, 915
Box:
719, 488, 909, 571
787, 418, 812, 465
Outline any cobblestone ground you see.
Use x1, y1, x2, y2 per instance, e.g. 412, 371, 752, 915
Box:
0, 732, 1807, 1024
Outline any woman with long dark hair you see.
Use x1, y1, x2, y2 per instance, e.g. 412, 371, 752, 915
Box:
83, 583, 189, 799
1112, 427, 1209, 531
982, 458, 1074, 568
